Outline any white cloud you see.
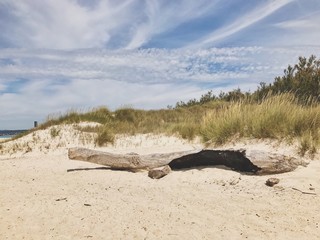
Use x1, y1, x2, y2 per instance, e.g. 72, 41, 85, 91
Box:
1, 0, 137, 49
0, 0, 220, 50
0, 81, 6, 91
273, 12, 320, 46
1, 0, 319, 50
189, 0, 293, 48
1, 45, 320, 129
0, 47, 280, 85
125, 0, 219, 49
1, 0, 320, 129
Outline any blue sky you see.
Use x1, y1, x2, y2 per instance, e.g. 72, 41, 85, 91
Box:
1, 0, 320, 129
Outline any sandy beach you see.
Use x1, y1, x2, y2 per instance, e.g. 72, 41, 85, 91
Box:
0, 124, 319, 239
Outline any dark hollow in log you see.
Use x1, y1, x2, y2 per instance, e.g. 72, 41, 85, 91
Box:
169, 150, 261, 173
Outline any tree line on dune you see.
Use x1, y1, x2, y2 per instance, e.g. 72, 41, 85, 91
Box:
174, 55, 320, 108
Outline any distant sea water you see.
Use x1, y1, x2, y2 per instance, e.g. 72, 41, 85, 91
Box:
0, 135, 12, 139
0, 130, 27, 139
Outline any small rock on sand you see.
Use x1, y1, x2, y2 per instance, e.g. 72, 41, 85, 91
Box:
148, 165, 171, 179
266, 178, 280, 187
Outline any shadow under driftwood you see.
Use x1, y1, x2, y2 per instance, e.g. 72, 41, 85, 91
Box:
67, 167, 110, 172
67, 167, 138, 173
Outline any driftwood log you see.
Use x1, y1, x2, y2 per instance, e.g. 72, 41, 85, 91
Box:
245, 150, 308, 174
68, 147, 197, 170
68, 147, 308, 176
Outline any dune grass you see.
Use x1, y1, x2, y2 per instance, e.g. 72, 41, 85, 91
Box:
25, 105, 212, 146
201, 94, 320, 155
5, 94, 320, 155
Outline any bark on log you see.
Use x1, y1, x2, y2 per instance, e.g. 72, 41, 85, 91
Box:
68, 147, 197, 170
68, 147, 308, 174
245, 150, 308, 174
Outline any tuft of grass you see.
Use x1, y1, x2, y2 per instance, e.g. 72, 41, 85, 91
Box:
25, 144, 32, 153
94, 128, 114, 146
299, 131, 318, 156
50, 127, 60, 138
170, 123, 199, 140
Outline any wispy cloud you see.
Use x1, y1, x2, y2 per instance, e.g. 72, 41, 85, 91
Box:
125, 0, 219, 49
0, 0, 320, 129
1, 0, 319, 50
0, 47, 293, 86
273, 9, 320, 46
1, 45, 319, 128
188, 0, 294, 48
0, 0, 218, 49
0, 0, 137, 49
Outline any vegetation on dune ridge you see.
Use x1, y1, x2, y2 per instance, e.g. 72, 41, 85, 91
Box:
2, 55, 320, 156
202, 94, 320, 155
42, 105, 209, 145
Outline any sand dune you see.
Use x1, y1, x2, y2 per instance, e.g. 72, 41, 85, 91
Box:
0, 124, 319, 239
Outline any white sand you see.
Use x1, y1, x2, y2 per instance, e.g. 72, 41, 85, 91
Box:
0, 124, 319, 239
